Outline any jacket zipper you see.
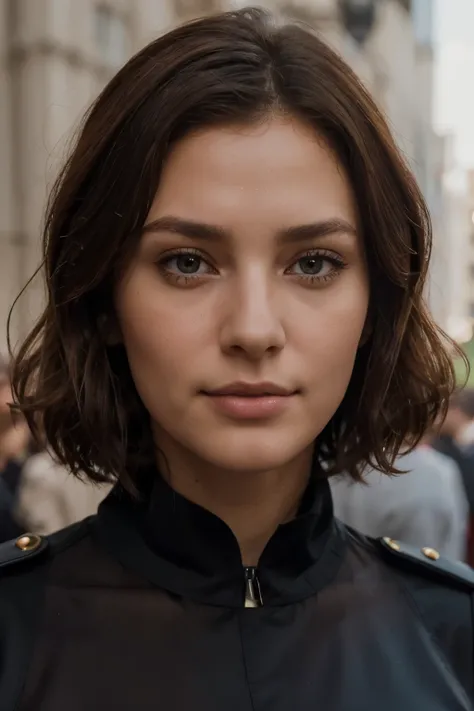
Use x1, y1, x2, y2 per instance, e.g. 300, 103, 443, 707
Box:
244, 566, 263, 608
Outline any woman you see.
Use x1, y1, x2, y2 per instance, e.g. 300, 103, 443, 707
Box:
0, 8, 472, 710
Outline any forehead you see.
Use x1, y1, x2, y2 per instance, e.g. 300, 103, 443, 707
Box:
149, 117, 357, 230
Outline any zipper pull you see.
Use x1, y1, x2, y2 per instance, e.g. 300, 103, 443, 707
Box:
244, 566, 263, 608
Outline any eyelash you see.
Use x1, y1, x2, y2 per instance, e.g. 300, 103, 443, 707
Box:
288, 250, 347, 284
156, 248, 347, 286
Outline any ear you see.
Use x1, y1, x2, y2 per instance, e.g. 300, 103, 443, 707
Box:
97, 313, 122, 346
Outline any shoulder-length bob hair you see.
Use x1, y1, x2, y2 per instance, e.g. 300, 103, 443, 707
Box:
10, 7, 460, 492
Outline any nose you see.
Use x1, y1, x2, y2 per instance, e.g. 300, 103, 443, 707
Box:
219, 269, 286, 361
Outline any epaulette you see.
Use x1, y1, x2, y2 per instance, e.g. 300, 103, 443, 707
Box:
376, 536, 474, 591
0, 533, 49, 572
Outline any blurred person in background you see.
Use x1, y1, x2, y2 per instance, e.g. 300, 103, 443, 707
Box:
434, 389, 474, 564
0, 355, 109, 538
0, 356, 31, 541
433, 388, 474, 461
331, 437, 468, 560
16, 447, 111, 536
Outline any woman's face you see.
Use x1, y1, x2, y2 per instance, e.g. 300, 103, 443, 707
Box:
115, 117, 369, 472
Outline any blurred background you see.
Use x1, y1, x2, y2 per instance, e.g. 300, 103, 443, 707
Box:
1, 0, 474, 361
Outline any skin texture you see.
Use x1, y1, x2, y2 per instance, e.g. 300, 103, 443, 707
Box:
115, 117, 370, 563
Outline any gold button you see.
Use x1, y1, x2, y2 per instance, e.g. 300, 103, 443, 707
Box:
422, 547, 440, 561
383, 537, 401, 551
15, 534, 42, 552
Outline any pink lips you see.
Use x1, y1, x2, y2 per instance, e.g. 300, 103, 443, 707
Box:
203, 382, 297, 420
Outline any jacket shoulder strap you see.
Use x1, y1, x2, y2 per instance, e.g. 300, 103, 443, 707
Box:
377, 536, 474, 590
0, 534, 49, 572
0, 537, 50, 711
0, 520, 92, 710
376, 536, 474, 700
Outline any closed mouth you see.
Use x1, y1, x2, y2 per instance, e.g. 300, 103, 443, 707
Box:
203, 382, 298, 397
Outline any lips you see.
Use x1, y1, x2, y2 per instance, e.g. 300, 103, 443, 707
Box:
204, 382, 296, 397
202, 382, 298, 420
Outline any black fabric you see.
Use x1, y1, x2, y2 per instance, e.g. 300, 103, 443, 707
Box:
0, 554, 50, 711
0, 536, 49, 571
355, 528, 474, 700
396, 567, 474, 701
94, 472, 345, 607
377, 536, 474, 589
0, 460, 24, 543
0, 476, 473, 710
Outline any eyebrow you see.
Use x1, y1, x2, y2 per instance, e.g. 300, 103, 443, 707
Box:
142, 216, 357, 242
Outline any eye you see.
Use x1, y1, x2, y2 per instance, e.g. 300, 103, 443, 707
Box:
168, 254, 203, 275
159, 250, 215, 277
293, 256, 331, 277
286, 251, 346, 282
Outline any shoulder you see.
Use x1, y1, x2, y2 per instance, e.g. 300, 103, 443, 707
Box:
420, 447, 465, 480
369, 534, 474, 696
398, 448, 454, 483
343, 525, 474, 591
0, 516, 95, 579
0, 521, 94, 709
344, 526, 474, 650
369, 531, 474, 592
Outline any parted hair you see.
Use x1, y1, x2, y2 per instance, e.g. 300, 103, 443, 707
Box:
9, 7, 462, 493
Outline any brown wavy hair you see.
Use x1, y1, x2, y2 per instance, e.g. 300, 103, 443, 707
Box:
9, 7, 462, 493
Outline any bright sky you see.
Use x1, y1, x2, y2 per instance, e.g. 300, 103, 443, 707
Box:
434, 0, 474, 167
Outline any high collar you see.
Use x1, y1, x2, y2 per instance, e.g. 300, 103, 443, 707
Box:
94, 464, 346, 608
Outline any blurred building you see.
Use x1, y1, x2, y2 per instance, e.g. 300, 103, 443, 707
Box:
427, 136, 471, 342
0, 0, 448, 350
467, 170, 474, 323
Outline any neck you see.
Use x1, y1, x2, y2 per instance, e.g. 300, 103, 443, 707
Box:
155, 440, 314, 567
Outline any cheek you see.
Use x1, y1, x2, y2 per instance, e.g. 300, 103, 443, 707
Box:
294, 278, 369, 372
115, 286, 208, 401
291, 284, 368, 427
0, 385, 12, 409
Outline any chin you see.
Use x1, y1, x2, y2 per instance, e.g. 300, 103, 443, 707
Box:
187, 427, 314, 473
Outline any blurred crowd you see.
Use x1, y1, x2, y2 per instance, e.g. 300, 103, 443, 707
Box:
2, 348, 474, 566
333, 388, 474, 565
0, 356, 109, 541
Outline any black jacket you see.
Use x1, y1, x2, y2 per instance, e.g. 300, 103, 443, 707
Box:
1, 474, 474, 711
